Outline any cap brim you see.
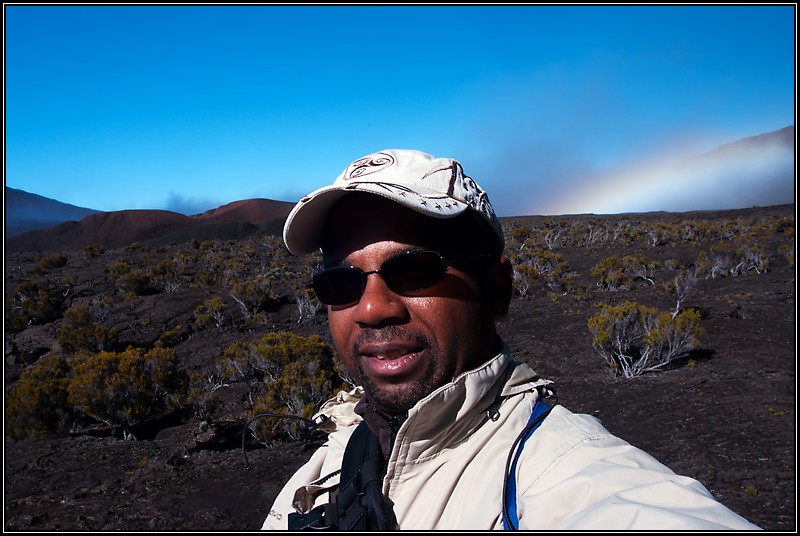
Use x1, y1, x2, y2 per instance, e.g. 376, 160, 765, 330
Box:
282, 182, 469, 255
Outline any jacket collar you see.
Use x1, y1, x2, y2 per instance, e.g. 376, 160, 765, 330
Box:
354, 337, 549, 458
399, 339, 546, 444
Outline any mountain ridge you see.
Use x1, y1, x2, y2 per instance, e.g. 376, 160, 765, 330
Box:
4, 187, 102, 238
5, 126, 794, 253
4, 199, 295, 254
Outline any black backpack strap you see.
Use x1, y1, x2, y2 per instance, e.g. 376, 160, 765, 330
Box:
336, 421, 396, 530
287, 420, 396, 530
287, 502, 337, 530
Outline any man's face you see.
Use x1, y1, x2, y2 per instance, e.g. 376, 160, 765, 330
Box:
321, 195, 511, 415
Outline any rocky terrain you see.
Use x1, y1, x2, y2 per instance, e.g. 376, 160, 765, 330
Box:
4, 203, 795, 531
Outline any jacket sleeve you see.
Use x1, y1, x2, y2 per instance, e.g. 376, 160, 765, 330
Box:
515, 407, 760, 530
260, 443, 332, 530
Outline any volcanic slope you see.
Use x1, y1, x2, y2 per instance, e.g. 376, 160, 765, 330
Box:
5, 198, 295, 253
3, 204, 795, 531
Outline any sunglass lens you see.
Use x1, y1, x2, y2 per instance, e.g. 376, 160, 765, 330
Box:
312, 251, 446, 305
383, 251, 445, 293
313, 267, 363, 305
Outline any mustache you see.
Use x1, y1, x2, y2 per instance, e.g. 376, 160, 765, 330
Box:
351, 326, 433, 355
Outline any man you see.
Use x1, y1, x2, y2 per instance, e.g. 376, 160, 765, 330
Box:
262, 149, 759, 530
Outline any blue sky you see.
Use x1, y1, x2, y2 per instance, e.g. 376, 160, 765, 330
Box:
5, 5, 796, 217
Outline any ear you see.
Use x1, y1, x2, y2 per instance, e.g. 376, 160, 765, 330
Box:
488, 257, 514, 321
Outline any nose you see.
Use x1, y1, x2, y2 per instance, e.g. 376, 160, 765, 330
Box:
351, 271, 409, 327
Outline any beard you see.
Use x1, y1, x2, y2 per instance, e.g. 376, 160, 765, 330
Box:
346, 325, 449, 416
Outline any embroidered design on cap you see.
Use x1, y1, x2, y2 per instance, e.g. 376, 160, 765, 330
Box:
422, 161, 499, 224
343, 153, 394, 180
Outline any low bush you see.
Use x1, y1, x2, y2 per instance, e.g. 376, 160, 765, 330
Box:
32, 253, 68, 276
591, 254, 659, 291
150, 257, 187, 293
82, 244, 105, 258
695, 240, 770, 279
248, 359, 333, 444
229, 278, 273, 320
124, 243, 150, 253
117, 270, 152, 296
68, 347, 191, 439
5, 355, 74, 439
590, 257, 631, 291
8, 281, 63, 330
186, 369, 225, 423
107, 261, 151, 296
588, 301, 703, 378
295, 288, 323, 323
511, 248, 574, 297
194, 297, 228, 330
218, 332, 342, 445
663, 269, 699, 318
58, 300, 119, 355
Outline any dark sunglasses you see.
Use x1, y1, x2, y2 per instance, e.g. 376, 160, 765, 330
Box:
312, 250, 495, 306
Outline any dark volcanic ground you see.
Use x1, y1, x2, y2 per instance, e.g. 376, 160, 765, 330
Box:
4, 205, 796, 531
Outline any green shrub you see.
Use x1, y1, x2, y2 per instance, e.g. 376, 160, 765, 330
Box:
6, 355, 74, 439
32, 253, 68, 276
591, 257, 631, 291
663, 269, 698, 318
194, 296, 229, 329
219, 332, 335, 385
58, 300, 118, 355
218, 332, 341, 445
264, 236, 291, 258
8, 281, 63, 330
644, 222, 672, 246
511, 248, 574, 297
82, 244, 106, 258
263, 262, 298, 282
590, 254, 658, 290
295, 288, 323, 323
611, 218, 639, 245
192, 268, 217, 287
107, 261, 131, 280
779, 239, 794, 269
248, 360, 333, 444
124, 243, 150, 253
620, 254, 659, 284
186, 370, 224, 422
510, 226, 532, 242
229, 278, 273, 320
150, 257, 187, 293
106, 261, 152, 296
116, 270, 151, 296
588, 301, 703, 378
67, 347, 190, 439
695, 243, 743, 278
694, 239, 770, 278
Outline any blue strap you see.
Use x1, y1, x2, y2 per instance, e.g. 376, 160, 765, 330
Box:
503, 400, 553, 530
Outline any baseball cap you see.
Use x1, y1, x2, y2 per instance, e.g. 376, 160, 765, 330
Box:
283, 149, 504, 255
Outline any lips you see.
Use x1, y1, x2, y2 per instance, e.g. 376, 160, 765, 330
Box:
357, 342, 427, 378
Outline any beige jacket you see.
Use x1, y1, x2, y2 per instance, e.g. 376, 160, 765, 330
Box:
262, 344, 759, 530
